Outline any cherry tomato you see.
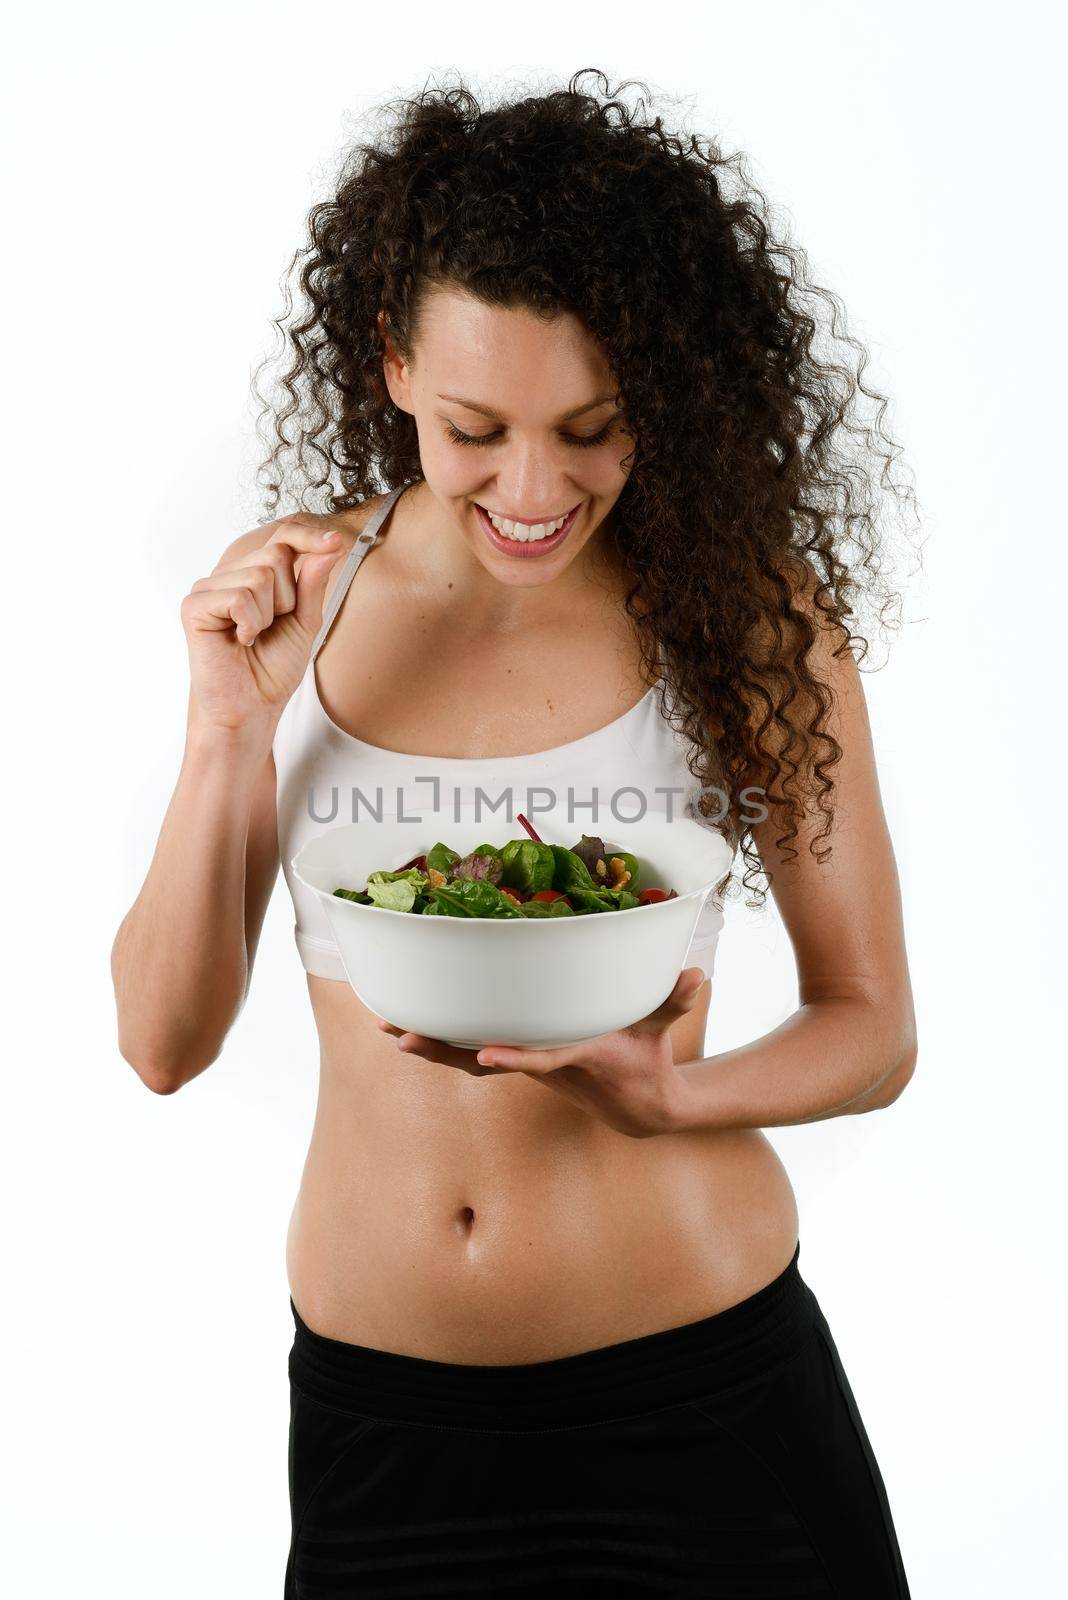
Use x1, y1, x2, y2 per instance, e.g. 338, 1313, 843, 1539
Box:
638, 887, 670, 905
531, 889, 568, 904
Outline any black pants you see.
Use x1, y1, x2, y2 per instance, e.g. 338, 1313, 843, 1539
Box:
285, 1241, 911, 1597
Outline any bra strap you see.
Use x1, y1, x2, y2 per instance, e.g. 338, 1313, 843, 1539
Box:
310, 483, 407, 662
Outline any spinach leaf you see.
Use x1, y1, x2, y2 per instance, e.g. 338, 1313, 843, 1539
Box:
518, 896, 576, 918
550, 844, 597, 894
566, 887, 617, 914
500, 839, 556, 893
607, 888, 640, 910
426, 841, 461, 876
429, 879, 524, 918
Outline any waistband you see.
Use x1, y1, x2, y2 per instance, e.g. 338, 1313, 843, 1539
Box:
288, 1240, 815, 1433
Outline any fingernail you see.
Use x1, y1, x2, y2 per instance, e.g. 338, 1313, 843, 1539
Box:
319, 528, 338, 541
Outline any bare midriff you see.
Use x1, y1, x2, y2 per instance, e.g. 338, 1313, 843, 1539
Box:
285, 978, 799, 1364
284, 486, 800, 1364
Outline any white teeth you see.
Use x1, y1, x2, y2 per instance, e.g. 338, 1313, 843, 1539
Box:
485, 508, 569, 542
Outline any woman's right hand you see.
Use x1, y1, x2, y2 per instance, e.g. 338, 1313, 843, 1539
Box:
181, 516, 347, 738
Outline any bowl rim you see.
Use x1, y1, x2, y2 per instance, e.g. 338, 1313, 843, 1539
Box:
291, 817, 733, 931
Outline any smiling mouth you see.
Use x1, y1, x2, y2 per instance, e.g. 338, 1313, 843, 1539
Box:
475, 502, 581, 545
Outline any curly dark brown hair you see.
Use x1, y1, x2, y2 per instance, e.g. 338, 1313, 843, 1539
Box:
251, 68, 923, 910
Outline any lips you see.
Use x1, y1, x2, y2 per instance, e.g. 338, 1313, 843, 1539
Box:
474, 501, 580, 557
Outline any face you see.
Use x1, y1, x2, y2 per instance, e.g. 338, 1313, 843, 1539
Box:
379, 285, 633, 588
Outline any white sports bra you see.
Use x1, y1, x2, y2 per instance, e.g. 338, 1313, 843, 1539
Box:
272, 484, 732, 984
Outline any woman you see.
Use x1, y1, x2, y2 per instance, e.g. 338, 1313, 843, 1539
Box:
112, 70, 919, 1597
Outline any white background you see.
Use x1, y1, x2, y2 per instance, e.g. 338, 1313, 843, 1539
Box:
3, 3, 1064, 1594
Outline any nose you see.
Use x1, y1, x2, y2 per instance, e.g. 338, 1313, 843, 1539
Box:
484, 448, 579, 523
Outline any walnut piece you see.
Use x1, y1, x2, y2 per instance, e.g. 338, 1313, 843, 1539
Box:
606, 856, 631, 890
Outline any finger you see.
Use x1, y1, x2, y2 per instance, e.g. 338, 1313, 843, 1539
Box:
377, 1018, 427, 1047
394, 1032, 434, 1053
262, 516, 345, 562
208, 519, 342, 606
248, 518, 345, 636
267, 519, 344, 588
293, 545, 343, 635
182, 582, 272, 648
392, 1032, 505, 1075
389, 1030, 438, 1058
474, 1044, 568, 1074
379, 1015, 551, 1076
630, 968, 706, 1033
216, 544, 299, 618
191, 564, 277, 635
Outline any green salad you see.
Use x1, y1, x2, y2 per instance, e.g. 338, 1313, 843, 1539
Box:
331, 815, 679, 920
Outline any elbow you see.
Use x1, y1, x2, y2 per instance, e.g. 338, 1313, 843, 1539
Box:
118, 1035, 216, 1096
141, 1069, 184, 1096
872, 1030, 919, 1110
122, 1046, 186, 1095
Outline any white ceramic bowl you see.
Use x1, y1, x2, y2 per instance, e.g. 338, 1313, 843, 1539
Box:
291, 805, 733, 1050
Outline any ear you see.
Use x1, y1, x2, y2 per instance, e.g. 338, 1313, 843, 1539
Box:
377, 308, 413, 415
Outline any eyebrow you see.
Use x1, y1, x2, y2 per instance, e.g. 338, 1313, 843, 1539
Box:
436, 392, 619, 422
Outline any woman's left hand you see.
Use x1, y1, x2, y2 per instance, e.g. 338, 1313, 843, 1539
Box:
374, 967, 705, 1139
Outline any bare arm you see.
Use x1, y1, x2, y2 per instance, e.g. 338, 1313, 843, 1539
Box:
110, 714, 279, 1093
673, 584, 918, 1132
111, 514, 351, 1093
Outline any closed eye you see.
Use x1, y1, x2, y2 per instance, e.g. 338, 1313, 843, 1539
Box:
444, 421, 616, 450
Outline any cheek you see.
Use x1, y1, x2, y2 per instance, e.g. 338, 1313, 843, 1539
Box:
603, 449, 632, 488
414, 428, 478, 495
579, 449, 630, 499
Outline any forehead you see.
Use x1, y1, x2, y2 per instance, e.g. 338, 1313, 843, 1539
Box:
416, 284, 614, 406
